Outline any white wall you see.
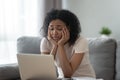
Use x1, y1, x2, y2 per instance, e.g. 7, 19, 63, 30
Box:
62, 0, 120, 40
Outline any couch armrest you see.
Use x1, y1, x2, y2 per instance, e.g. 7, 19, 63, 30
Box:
0, 63, 20, 80
88, 37, 116, 80
116, 41, 120, 80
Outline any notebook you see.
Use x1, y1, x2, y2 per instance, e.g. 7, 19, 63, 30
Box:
17, 54, 57, 80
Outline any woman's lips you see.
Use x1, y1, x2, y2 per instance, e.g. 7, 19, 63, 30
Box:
52, 37, 60, 40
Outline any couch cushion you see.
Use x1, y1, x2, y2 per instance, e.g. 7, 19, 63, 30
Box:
88, 37, 116, 80
116, 41, 120, 80
0, 63, 20, 80
17, 36, 42, 54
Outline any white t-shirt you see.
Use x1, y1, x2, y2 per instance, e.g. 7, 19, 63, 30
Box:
40, 36, 96, 78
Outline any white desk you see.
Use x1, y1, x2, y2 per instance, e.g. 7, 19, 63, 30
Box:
61, 77, 103, 80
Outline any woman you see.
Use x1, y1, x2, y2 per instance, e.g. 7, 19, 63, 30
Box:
40, 9, 96, 78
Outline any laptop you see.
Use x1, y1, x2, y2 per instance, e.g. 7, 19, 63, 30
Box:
17, 54, 57, 80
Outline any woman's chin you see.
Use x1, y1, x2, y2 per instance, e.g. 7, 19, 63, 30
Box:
53, 39, 59, 42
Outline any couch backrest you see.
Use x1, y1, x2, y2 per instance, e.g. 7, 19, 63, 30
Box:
17, 36, 117, 80
88, 37, 116, 80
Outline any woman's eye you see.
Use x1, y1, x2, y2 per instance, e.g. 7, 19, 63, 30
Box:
49, 28, 54, 30
58, 28, 62, 31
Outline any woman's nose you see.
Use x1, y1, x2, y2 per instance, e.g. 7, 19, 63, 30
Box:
53, 30, 58, 35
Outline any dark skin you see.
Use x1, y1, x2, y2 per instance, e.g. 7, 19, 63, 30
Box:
42, 19, 84, 78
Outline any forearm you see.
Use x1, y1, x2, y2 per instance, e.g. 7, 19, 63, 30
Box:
50, 45, 58, 59
57, 45, 73, 77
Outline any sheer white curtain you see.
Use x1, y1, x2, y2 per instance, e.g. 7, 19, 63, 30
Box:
0, 0, 62, 65
0, 0, 41, 64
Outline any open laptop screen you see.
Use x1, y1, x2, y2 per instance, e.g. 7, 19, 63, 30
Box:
17, 54, 57, 80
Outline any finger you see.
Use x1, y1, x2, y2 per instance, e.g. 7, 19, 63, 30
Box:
66, 28, 70, 39
64, 27, 70, 40
48, 30, 50, 37
64, 28, 68, 39
61, 30, 64, 40
47, 30, 51, 40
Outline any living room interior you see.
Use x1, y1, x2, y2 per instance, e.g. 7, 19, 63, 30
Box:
0, 0, 120, 80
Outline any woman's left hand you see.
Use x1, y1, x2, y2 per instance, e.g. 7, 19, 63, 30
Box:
58, 27, 70, 46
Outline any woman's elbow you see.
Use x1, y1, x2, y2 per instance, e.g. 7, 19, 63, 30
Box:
64, 73, 73, 78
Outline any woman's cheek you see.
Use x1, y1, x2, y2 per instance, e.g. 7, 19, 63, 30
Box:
59, 31, 62, 39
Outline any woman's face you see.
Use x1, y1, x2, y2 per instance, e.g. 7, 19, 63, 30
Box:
48, 19, 68, 42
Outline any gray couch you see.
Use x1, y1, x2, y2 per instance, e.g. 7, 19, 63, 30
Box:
0, 36, 120, 80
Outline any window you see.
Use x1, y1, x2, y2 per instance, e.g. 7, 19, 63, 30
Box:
0, 0, 41, 64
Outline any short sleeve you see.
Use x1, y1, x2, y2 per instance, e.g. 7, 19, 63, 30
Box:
74, 37, 88, 53
40, 37, 50, 52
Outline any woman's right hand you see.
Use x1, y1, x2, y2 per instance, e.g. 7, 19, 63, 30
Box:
47, 30, 57, 47
47, 30, 58, 58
